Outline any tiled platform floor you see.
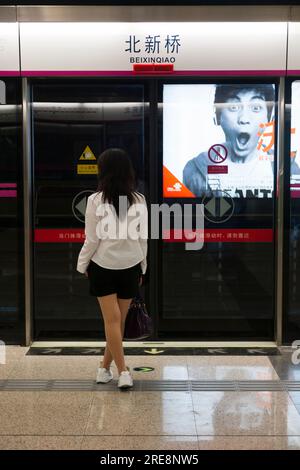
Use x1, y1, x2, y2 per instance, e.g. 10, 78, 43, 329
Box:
0, 346, 300, 450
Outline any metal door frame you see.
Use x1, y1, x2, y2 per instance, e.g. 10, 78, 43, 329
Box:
15, 2, 292, 345
22, 75, 286, 346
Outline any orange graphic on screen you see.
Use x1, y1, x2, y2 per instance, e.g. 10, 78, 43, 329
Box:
163, 165, 196, 198
257, 120, 275, 153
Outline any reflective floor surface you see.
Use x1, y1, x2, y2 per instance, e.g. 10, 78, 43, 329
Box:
0, 346, 300, 450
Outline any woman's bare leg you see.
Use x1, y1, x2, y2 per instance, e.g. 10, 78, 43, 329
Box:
97, 294, 126, 374
101, 298, 132, 370
118, 298, 133, 338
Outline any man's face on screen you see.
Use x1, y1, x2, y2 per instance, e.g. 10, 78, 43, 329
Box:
219, 89, 269, 160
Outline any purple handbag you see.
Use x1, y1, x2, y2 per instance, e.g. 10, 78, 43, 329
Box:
123, 296, 153, 341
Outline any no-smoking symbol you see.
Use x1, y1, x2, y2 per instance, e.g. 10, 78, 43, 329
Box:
208, 144, 228, 164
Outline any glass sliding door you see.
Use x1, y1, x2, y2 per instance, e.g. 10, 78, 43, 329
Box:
30, 77, 288, 342
284, 79, 300, 343
159, 80, 277, 340
32, 80, 147, 340
0, 78, 24, 344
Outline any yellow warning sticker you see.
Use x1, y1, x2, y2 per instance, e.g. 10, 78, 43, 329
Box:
79, 146, 96, 161
77, 164, 98, 175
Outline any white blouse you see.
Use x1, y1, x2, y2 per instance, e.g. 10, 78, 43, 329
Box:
76, 191, 148, 275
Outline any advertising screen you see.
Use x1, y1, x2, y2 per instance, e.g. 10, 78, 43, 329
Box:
163, 83, 278, 199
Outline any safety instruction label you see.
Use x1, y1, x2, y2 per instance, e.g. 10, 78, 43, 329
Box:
77, 164, 98, 175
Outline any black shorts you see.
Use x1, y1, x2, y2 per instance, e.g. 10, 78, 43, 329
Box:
87, 260, 142, 299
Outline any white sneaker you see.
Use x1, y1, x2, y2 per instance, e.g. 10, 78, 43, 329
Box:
96, 366, 113, 384
118, 369, 133, 389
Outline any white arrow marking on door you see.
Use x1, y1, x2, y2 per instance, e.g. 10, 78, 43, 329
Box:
219, 198, 231, 217
205, 197, 231, 218
205, 197, 216, 217
75, 197, 87, 216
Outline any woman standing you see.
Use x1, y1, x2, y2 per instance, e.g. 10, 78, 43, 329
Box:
77, 148, 148, 389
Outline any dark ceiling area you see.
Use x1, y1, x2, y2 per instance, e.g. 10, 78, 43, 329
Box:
0, 0, 300, 6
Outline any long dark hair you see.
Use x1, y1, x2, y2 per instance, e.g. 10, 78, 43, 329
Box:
96, 148, 138, 216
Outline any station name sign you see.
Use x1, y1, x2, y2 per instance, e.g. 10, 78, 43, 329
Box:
125, 34, 181, 64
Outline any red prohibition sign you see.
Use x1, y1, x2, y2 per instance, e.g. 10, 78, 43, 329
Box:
208, 144, 228, 164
